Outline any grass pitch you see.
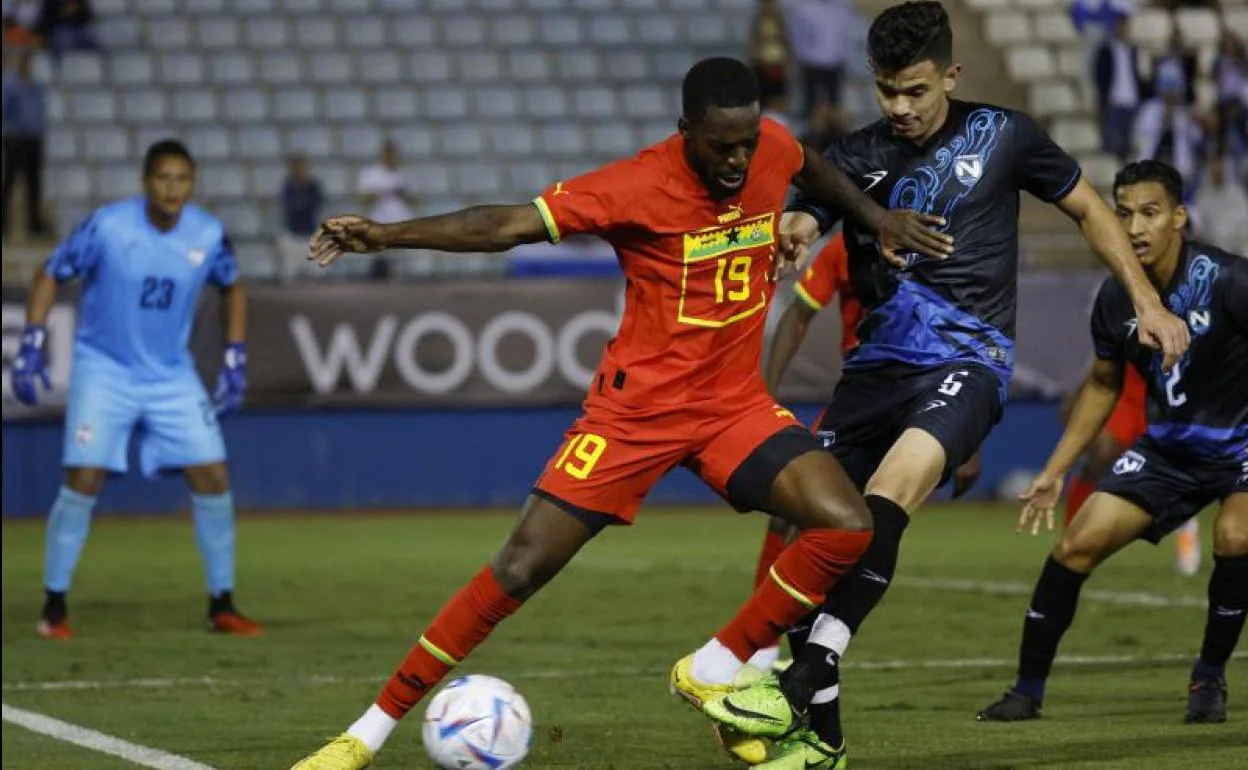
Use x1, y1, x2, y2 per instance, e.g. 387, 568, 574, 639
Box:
2, 506, 1243, 769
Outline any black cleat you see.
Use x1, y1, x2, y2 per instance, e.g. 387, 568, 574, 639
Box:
1184, 677, 1228, 724
976, 689, 1042, 722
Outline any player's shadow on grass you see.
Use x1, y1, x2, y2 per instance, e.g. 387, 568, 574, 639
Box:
867, 730, 1245, 769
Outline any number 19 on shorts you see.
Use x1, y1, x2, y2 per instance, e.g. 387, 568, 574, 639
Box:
554, 433, 608, 480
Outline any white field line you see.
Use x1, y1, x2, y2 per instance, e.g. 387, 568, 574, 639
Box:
5, 652, 1241, 694
1, 703, 218, 770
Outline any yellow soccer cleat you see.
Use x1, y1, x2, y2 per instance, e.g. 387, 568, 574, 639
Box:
670, 654, 770, 765
290, 734, 375, 770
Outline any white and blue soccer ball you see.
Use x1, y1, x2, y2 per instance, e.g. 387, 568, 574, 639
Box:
422, 675, 533, 770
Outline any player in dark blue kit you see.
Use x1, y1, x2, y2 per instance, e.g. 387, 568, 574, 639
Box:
976, 160, 1247, 725
694, 3, 1192, 767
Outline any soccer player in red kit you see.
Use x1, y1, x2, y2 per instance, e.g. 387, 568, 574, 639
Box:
291, 57, 951, 770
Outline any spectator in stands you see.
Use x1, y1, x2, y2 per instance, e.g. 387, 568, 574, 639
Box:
1212, 29, 1246, 171
2, 48, 47, 238
36, 0, 100, 59
750, 0, 791, 100
1153, 30, 1198, 107
357, 140, 414, 280
1134, 67, 1205, 196
787, 0, 850, 116
276, 153, 324, 282
1094, 17, 1143, 162
1191, 155, 1248, 254
2, 0, 42, 48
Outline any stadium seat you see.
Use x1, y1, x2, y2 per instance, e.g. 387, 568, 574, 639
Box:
1174, 8, 1220, 46
46, 127, 80, 163
373, 87, 421, 122
654, 50, 695, 79
601, 50, 649, 82
587, 15, 632, 46
327, 0, 369, 10
489, 124, 537, 154
121, 91, 169, 123
443, 15, 488, 46
217, 202, 264, 239
337, 126, 383, 159
1035, 11, 1078, 43
1050, 118, 1100, 153
687, 16, 731, 45
452, 162, 504, 195
620, 0, 662, 9
555, 51, 602, 82
1195, 80, 1215, 111
209, 52, 255, 85
222, 89, 270, 123
622, 86, 668, 118
258, 52, 303, 85
56, 204, 94, 236
92, 0, 129, 16
506, 51, 552, 81
379, 0, 423, 11
393, 16, 437, 46
411, 52, 454, 83
186, 127, 233, 161
539, 125, 587, 156
538, 16, 582, 45
308, 53, 353, 84
308, 161, 348, 195
344, 18, 388, 48
287, 127, 334, 159
1056, 46, 1088, 79
459, 52, 504, 82
145, 17, 192, 49
589, 124, 637, 155
244, 18, 290, 48
425, 86, 471, 119
1129, 10, 1173, 51
187, 0, 227, 12
1078, 154, 1119, 189
573, 0, 614, 10
391, 126, 437, 158
639, 120, 674, 145
173, 90, 218, 122
573, 87, 618, 118
61, 52, 104, 85
247, 162, 285, 197
229, 0, 275, 12
1228, 10, 1248, 39
508, 161, 556, 195
524, 86, 569, 118
96, 16, 140, 47
273, 89, 320, 122
294, 17, 337, 46
490, 15, 536, 45
432, 0, 472, 11
671, 0, 710, 9
332, 90, 369, 122
985, 12, 1032, 46
68, 91, 117, 123
442, 126, 486, 157
95, 163, 141, 200
83, 128, 130, 162
135, 127, 183, 154
1006, 47, 1056, 81
360, 51, 404, 83
963, 0, 1011, 9
474, 87, 522, 119
413, 164, 452, 196
157, 53, 205, 85
1029, 82, 1079, 115
636, 15, 679, 45
197, 18, 241, 48
52, 167, 92, 201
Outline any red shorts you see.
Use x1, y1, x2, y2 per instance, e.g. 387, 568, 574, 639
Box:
1105, 366, 1148, 447
533, 391, 809, 524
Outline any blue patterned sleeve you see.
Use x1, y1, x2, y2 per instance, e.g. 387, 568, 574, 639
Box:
208, 232, 241, 287
44, 212, 104, 282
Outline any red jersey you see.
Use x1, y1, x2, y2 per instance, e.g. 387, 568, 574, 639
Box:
792, 234, 863, 355
533, 118, 804, 411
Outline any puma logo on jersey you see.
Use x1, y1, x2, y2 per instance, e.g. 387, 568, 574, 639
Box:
552, 181, 570, 196
718, 204, 745, 224
862, 170, 888, 191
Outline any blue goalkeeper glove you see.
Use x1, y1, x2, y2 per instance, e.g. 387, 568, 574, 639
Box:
213, 342, 247, 415
11, 325, 51, 405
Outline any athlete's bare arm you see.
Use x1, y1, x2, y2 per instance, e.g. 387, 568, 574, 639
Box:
309, 204, 548, 266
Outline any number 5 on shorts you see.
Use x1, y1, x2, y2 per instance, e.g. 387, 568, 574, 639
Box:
555, 433, 608, 480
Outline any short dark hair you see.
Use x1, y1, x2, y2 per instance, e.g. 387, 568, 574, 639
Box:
143, 139, 195, 176
681, 57, 760, 123
868, 1, 953, 74
1113, 160, 1184, 206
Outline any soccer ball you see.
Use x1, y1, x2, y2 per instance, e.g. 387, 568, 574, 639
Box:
422, 675, 533, 770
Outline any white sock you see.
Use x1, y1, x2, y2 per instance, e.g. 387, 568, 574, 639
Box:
808, 614, 852, 658
747, 645, 782, 670
811, 684, 840, 705
692, 638, 746, 685
347, 705, 398, 753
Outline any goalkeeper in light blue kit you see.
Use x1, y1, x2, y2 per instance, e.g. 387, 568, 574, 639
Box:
10, 139, 262, 639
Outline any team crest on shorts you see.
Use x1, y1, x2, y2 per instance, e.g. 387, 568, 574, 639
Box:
1112, 450, 1146, 475
817, 429, 837, 448
75, 424, 94, 445
187, 248, 206, 266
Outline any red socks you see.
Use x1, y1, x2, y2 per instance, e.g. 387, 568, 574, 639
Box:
754, 529, 789, 588
716, 528, 872, 662
376, 566, 523, 719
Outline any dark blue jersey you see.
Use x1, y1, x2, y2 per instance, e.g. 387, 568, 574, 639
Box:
791, 100, 1082, 397
1091, 242, 1248, 463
